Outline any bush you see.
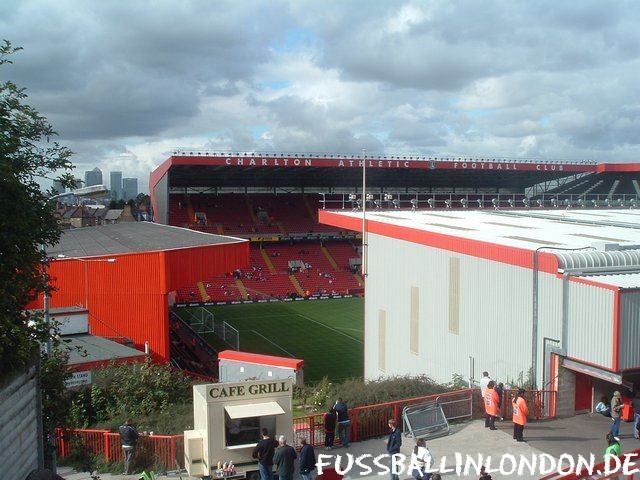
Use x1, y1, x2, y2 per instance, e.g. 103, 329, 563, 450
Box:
300, 375, 451, 412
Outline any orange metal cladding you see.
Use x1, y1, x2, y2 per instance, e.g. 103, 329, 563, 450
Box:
164, 241, 248, 291
41, 241, 249, 362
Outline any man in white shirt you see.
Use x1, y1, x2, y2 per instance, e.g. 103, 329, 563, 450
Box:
479, 371, 493, 428
479, 371, 492, 397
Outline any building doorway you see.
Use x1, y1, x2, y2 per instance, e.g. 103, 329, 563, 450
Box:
574, 371, 593, 412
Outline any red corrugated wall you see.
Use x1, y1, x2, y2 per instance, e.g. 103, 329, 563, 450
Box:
33, 241, 249, 362
164, 241, 249, 292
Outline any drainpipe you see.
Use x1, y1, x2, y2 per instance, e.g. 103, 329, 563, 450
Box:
532, 246, 592, 389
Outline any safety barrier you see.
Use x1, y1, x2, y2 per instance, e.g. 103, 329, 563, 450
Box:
501, 389, 556, 420
292, 388, 477, 448
56, 428, 184, 469
57, 388, 555, 468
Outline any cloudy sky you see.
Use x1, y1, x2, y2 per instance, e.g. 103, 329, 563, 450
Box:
2, 1, 639, 192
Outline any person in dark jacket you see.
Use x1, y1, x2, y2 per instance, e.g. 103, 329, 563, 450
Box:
333, 398, 350, 447
495, 382, 504, 420
323, 407, 337, 450
273, 435, 297, 480
119, 418, 140, 475
253, 428, 279, 480
299, 437, 316, 480
387, 419, 402, 480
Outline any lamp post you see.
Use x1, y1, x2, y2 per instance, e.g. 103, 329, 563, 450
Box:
361, 148, 367, 278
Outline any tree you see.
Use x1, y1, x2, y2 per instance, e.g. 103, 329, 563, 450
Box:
0, 40, 74, 378
135, 193, 150, 208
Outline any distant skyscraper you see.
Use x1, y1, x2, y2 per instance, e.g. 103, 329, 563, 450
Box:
84, 167, 103, 187
110, 171, 123, 200
52, 179, 65, 195
122, 177, 138, 200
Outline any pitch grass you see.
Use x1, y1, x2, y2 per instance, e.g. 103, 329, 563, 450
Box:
182, 298, 364, 383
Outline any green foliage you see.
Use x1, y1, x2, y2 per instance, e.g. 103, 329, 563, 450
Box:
40, 350, 73, 433
0, 40, 74, 379
67, 359, 194, 432
303, 375, 448, 412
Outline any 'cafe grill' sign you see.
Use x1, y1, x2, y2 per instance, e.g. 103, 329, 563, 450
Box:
207, 381, 291, 400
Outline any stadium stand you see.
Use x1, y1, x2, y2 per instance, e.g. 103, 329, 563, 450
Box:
169, 312, 218, 378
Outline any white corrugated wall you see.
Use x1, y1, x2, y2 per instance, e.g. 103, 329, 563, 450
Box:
565, 282, 614, 369
619, 291, 640, 370
364, 233, 617, 386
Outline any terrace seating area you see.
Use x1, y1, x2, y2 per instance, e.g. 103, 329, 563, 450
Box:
544, 173, 640, 197
174, 241, 363, 303
168, 193, 342, 236
169, 313, 218, 378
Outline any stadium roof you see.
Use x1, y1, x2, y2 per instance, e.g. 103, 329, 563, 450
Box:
579, 273, 640, 289
47, 221, 245, 258
321, 209, 640, 251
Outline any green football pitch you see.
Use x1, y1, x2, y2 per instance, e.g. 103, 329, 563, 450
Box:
178, 298, 364, 383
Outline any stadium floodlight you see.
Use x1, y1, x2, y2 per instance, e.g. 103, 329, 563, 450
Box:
444, 199, 452, 208
460, 198, 467, 208
392, 199, 399, 209
477, 199, 483, 208
426, 198, 433, 208
411, 198, 419, 211
551, 198, 557, 207
508, 199, 514, 208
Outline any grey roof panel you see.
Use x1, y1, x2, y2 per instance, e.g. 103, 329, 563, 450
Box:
47, 222, 245, 258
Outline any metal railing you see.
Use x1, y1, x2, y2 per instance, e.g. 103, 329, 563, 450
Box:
56, 428, 184, 469
171, 150, 597, 165
56, 388, 555, 468
320, 192, 640, 211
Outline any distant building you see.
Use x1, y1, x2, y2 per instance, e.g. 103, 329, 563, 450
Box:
110, 171, 123, 200
122, 177, 138, 200
84, 167, 102, 187
71, 177, 83, 189
52, 179, 65, 195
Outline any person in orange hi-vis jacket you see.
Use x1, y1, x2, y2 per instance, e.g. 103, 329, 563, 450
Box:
484, 381, 499, 430
512, 388, 529, 442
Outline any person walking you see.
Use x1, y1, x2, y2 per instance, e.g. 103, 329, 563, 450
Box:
610, 391, 623, 438
273, 435, 297, 480
323, 407, 337, 450
512, 388, 529, 442
409, 438, 432, 480
119, 418, 140, 475
333, 397, 350, 448
387, 419, 402, 480
253, 428, 279, 480
299, 438, 316, 480
631, 391, 640, 440
484, 381, 499, 430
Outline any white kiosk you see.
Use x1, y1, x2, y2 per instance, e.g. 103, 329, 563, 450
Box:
184, 379, 294, 478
